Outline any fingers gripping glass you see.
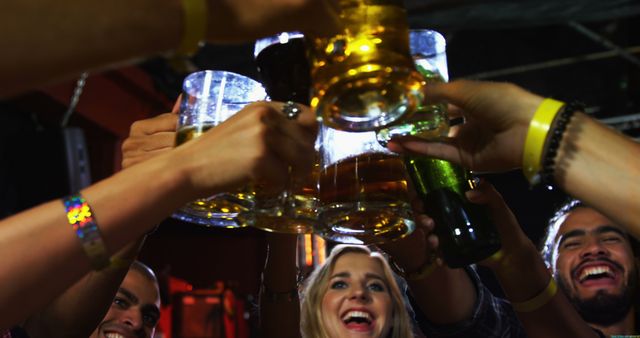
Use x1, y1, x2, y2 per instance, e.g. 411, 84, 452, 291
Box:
172, 70, 267, 228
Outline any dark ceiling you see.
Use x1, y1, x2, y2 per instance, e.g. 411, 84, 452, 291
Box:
143, 0, 640, 135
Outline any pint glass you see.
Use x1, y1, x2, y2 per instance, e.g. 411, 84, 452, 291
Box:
172, 70, 267, 228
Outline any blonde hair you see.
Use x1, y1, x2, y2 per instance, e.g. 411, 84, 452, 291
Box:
300, 245, 414, 338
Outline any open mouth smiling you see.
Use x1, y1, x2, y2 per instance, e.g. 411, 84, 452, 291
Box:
573, 260, 622, 287
341, 309, 375, 331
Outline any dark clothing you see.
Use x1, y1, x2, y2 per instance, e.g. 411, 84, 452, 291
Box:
409, 267, 607, 338
410, 267, 527, 338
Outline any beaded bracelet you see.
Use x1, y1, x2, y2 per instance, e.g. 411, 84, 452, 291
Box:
63, 194, 110, 270
511, 277, 558, 312
540, 101, 585, 186
175, 0, 207, 56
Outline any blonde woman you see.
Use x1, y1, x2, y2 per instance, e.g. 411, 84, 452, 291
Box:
300, 245, 414, 338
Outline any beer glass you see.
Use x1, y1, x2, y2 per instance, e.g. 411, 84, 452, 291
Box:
252, 32, 319, 234
378, 30, 502, 267
377, 29, 449, 145
307, 0, 426, 131
172, 70, 267, 228
317, 126, 415, 244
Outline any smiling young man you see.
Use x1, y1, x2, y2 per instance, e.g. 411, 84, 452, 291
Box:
89, 261, 161, 338
542, 200, 639, 336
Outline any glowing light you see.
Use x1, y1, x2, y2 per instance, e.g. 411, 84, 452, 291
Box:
305, 234, 313, 266
316, 236, 327, 266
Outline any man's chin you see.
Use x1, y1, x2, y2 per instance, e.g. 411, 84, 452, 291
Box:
574, 290, 633, 326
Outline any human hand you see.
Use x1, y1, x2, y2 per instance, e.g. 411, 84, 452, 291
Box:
208, 0, 340, 42
377, 213, 441, 274
174, 101, 317, 198
465, 180, 538, 272
388, 80, 544, 172
121, 99, 179, 169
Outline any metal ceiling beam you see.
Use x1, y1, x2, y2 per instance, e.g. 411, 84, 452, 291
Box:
465, 45, 640, 79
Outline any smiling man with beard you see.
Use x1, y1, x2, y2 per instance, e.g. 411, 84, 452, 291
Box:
542, 200, 639, 336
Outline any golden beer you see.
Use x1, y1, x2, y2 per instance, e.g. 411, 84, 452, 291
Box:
376, 68, 449, 146
308, 0, 425, 131
175, 125, 254, 228
317, 152, 414, 244
252, 161, 319, 234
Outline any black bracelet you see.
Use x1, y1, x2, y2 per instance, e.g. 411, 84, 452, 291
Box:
541, 101, 585, 186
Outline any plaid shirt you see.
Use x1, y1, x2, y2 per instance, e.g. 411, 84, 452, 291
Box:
410, 267, 527, 338
410, 267, 608, 338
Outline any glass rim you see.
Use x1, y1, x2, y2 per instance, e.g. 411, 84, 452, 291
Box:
253, 31, 305, 58
410, 29, 446, 57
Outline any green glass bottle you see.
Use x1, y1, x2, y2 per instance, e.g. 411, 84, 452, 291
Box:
404, 156, 501, 268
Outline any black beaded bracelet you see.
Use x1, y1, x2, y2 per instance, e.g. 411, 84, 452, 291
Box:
540, 101, 586, 186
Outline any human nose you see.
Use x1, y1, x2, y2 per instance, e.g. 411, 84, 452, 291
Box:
579, 237, 609, 259
120, 308, 143, 330
348, 285, 371, 303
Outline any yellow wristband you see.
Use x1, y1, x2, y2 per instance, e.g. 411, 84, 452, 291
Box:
176, 0, 207, 56
522, 98, 565, 184
511, 277, 558, 312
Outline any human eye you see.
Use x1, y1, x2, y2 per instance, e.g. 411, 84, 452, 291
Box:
561, 239, 582, 250
367, 281, 386, 292
330, 280, 348, 289
602, 235, 622, 243
113, 297, 129, 309
143, 313, 160, 327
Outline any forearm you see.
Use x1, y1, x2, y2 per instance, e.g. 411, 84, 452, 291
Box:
555, 112, 640, 235
494, 242, 598, 338
259, 233, 300, 338
406, 266, 475, 325
24, 238, 145, 338
2, 0, 181, 98
0, 152, 188, 327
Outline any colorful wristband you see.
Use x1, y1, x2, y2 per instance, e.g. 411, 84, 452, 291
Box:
176, 0, 207, 56
522, 98, 565, 184
511, 277, 558, 312
63, 194, 110, 270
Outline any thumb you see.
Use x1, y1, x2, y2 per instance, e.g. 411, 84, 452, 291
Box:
465, 180, 519, 238
171, 94, 182, 114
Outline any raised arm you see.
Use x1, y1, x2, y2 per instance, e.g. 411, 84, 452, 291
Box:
472, 181, 599, 338
0, 101, 317, 328
2, 0, 339, 97
388, 80, 640, 237
23, 239, 145, 338
259, 233, 301, 338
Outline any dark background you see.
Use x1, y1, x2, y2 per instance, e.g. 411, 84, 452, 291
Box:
1, 0, 639, 299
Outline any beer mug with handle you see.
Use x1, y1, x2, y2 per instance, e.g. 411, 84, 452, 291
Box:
172, 70, 267, 228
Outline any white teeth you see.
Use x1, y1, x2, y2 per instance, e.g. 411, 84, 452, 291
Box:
579, 265, 613, 281
105, 333, 125, 338
342, 310, 372, 322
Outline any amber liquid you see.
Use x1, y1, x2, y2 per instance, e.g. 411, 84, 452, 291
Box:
174, 125, 254, 228
376, 68, 449, 146
254, 38, 318, 233
318, 152, 414, 244
309, 1, 425, 131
